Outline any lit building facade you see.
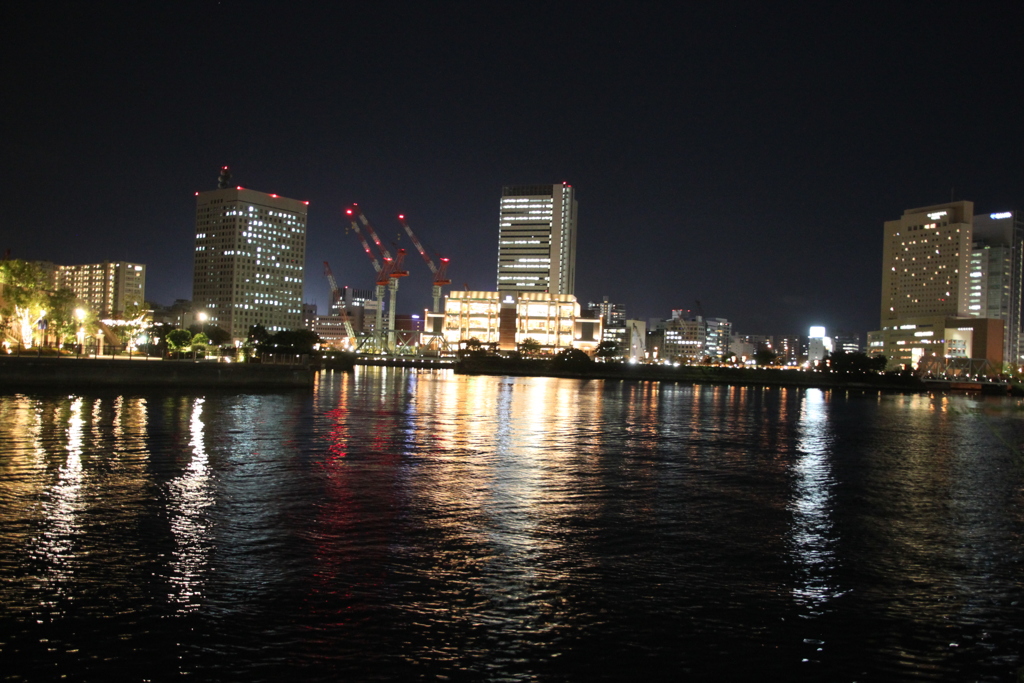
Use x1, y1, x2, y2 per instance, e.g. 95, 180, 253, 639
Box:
704, 317, 732, 359
968, 211, 1022, 364
193, 186, 307, 340
497, 183, 577, 295
867, 316, 1003, 369
56, 261, 146, 317
871, 201, 1008, 372
442, 291, 600, 354
881, 201, 974, 322
588, 296, 627, 353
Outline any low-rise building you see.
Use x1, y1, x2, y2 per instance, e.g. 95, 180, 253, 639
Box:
867, 316, 1003, 371
442, 291, 601, 354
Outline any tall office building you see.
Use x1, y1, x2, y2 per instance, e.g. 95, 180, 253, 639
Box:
193, 179, 307, 341
968, 210, 1023, 364
880, 200, 974, 321
55, 261, 146, 317
497, 183, 577, 295
869, 201, 1005, 371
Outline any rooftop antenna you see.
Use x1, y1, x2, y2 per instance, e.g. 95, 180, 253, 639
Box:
218, 166, 232, 189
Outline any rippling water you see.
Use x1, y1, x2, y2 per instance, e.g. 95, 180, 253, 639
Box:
1, 368, 1022, 681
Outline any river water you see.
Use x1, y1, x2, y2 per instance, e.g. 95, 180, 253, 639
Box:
1, 368, 1022, 682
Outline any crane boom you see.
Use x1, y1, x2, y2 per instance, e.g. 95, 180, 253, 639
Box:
323, 261, 340, 303
349, 205, 408, 277
323, 261, 355, 340
397, 215, 451, 285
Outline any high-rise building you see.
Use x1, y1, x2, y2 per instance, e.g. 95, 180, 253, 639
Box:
881, 201, 974, 322
56, 261, 146, 317
497, 183, 577, 295
869, 201, 1007, 372
193, 181, 307, 340
968, 211, 1023, 364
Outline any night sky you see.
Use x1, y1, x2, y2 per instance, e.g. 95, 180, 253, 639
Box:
4, 2, 1022, 337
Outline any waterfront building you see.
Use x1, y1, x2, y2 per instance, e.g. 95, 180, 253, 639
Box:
651, 312, 705, 363
968, 210, 1022, 364
870, 201, 1008, 372
497, 183, 577, 295
832, 330, 861, 354
867, 316, 1003, 371
703, 317, 732, 359
807, 326, 834, 364
55, 261, 146, 317
881, 201, 974, 321
626, 319, 647, 359
442, 290, 600, 354
588, 296, 627, 353
193, 182, 307, 341
729, 335, 756, 362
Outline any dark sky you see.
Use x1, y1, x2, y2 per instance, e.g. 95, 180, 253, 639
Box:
4, 2, 1022, 337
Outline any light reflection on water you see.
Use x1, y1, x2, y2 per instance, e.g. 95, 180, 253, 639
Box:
34, 397, 86, 604
790, 388, 841, 617
166, 398, 213, 613
0, 372, 1022, 681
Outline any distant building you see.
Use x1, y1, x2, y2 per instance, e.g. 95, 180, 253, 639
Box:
497, 183, 577, 295
55, 261, 146, 317
729, 334, 756, 362
626, 319, 647, 359
870, 201, 1008, 372
588, 296, 627, 353
704, 318, 732, 359
832, 330, 861, 354
807, 326, 834, 364
969, 211, 1023, 364
302, 303, 318, 329
193, 174, 307, 341
647, 311, 732, 363
867, 316, 1003, 370
881, 201, 974, 321
442, 291, 600, 354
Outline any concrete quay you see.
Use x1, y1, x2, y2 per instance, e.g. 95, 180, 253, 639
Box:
0, 356, 315, 390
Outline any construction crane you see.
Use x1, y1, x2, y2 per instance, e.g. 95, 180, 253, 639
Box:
397, 214, 451, 313
323, 261, 356, 340
344, 204, 408, 352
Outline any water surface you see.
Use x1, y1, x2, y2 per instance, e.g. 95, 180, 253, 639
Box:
1, 369, 1022, 681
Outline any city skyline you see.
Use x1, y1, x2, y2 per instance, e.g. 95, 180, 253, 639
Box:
3, 4, 1022, 337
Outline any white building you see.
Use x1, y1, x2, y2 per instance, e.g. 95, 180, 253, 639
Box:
442, 291, 600, 354
497, 183, 577, 295
807, 326, 833, 364
193, 182, 307, 340
56, 261, 146, 317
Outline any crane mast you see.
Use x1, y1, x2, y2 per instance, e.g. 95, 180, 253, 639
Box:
323, 261, 356, 340
397, 214, 451, 313
345, 204, 408, 352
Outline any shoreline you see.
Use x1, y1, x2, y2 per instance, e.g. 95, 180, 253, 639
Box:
454, 356, 928, 391
0, 356, 317, 390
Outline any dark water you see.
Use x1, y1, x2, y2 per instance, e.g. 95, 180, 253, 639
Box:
1, 368, 1022, 682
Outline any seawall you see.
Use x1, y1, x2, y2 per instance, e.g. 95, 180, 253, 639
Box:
0, 357, 316, 390
455, 357, 925, 391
